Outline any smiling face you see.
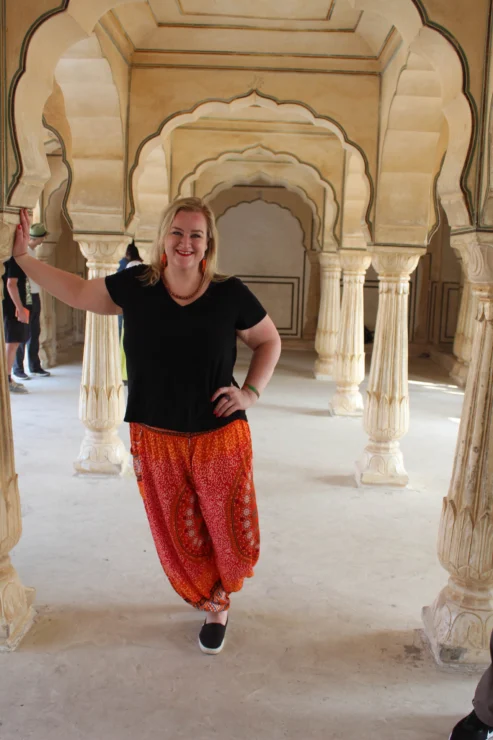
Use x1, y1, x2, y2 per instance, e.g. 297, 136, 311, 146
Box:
163, 210, 208, 272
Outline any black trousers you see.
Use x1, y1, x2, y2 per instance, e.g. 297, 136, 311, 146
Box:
13, 293, 43, 373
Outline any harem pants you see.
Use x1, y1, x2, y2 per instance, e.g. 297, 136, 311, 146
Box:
474, 630, 493, 726
130, 420, 260, 611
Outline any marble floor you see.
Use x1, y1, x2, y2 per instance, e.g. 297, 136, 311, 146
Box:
1, 349, 479, 740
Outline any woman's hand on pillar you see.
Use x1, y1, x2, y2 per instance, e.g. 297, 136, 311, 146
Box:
12, 208, 30, 259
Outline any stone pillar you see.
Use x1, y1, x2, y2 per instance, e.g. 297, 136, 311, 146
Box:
314, 252, 341, 380
423, 236, 493, 666
450, 246, 477, 388
355, 246, 423, 487
75, 236, 129, 475
35, 242, 57, 368
329, 250, 371, 416
0, 216, 35, 650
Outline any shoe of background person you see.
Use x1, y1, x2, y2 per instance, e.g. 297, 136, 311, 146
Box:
9, 379, 28, 394
30, 368, 51, 377
12, 370, 31, 381
450, 711, 493, 739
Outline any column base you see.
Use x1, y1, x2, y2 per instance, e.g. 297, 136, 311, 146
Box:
0, 561, 36, 652
450, 359, 469, 388
314, 357, 334, 381
355, 441, 409, 487
74, 430, 128, 476
422, 581, 493, 667
329, 387, 364, 417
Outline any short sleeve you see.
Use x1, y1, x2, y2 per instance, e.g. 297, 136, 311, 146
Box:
233, 278, 267, 331
105, 264, 145, 309
7, 258, 24, 280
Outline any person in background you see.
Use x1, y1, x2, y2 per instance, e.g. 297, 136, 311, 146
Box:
12, 222, 51, 380
2, 254, 30, 394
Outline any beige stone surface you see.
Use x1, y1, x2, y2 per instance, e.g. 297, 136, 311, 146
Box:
0, 350, 481, 737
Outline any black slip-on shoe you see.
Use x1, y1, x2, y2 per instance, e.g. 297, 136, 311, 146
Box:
198, 617, 228, 655
450, 711, 493, 739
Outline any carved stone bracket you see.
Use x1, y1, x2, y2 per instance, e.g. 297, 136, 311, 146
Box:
355, 246, 424, 487
314, 251, 341, 380
329, 250, 371, 416
75, 235, 130, 475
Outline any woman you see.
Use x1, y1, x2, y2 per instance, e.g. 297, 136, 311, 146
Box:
12, 199, 281, 655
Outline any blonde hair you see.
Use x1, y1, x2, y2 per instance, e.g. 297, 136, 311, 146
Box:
141, 197, 221, 286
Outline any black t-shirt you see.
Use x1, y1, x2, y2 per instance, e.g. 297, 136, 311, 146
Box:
105, 266, 267, 433
2, 258, 28, 317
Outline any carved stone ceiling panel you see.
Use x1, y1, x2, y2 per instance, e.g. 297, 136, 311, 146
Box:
111, 0, 396, 65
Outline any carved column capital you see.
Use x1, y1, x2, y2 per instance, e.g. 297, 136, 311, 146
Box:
318, 251, 341, 273
76, 235, 131, 274
339, 249, 371, 276
370, 245, 425, 279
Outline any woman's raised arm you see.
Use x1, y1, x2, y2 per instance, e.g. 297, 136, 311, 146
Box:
12, 209, 121, 316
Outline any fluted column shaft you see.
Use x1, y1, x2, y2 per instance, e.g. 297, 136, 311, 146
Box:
35, 242, 57, 368
75, 236, 129, 475
451, 246, 477, 387
356, 246, 423, 487
329, 250, 371, 416
0, 216, 35, 650
423, 235, 493, 666
314, 252, 341, 380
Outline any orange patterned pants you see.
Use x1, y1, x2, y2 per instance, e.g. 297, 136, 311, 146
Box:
130, 420, 260, 612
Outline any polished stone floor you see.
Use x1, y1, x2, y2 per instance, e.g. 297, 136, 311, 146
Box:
1, 349, 478, 740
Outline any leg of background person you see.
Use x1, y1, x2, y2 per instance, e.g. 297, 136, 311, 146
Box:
6, 342, 20, 376
27, 294, 41, 372
13, 341, 26, 375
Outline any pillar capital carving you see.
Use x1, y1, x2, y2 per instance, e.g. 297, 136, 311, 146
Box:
370, 246, 425, 278
339, 249, 371, 275
318, 251, 341, 272
76, 235, 131, 272
451, 232, 493, 287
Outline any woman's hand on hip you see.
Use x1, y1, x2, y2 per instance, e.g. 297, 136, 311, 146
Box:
211, 386, 257, 417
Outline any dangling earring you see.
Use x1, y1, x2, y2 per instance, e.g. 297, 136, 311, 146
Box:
161, 253, 168, 269
200, 257, 207, 274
